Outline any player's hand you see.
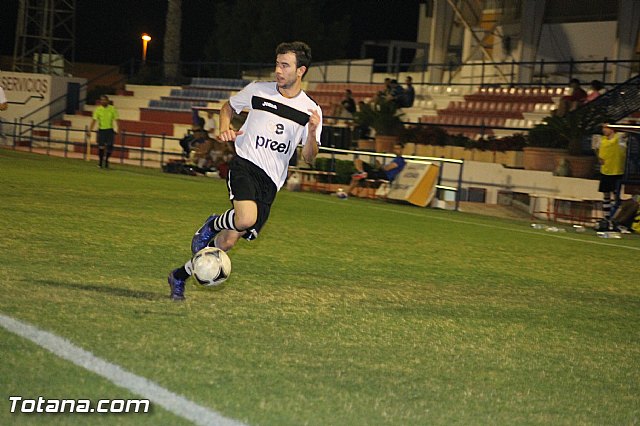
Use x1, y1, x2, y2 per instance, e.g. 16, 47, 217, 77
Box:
218, 129, 243, 143
307, 109, 320, 133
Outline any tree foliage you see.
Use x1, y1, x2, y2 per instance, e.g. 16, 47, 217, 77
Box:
163, 0, 182, 82
203, 0, 350, 63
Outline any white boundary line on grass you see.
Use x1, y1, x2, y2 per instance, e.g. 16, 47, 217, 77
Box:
0, 313, 247, 426
293, 193, 640, 252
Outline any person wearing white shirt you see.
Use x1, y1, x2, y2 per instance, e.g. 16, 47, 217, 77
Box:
167, 41, 323, 301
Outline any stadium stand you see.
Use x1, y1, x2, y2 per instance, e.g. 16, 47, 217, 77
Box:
165, 88, 231, 102
148, 99, 208, 112
306, 82, 385, 115
189, 77, 252, 90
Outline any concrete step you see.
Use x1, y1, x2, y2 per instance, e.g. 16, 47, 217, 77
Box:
125, 84, 180, 100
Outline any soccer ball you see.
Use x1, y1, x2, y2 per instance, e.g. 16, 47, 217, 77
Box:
191, 247, 232, 287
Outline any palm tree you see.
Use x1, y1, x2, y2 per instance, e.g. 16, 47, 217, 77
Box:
163, 0, 181, 83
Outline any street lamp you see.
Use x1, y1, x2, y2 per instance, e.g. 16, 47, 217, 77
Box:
141, 33, 151, 63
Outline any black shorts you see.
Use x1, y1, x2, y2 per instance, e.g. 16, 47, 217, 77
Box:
362, 162, 388, 180
227, 155, 277, 240
598, 174, 623, 193
97, 129, 115, 150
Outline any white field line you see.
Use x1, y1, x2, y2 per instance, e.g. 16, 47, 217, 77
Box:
290, 192, 640, 251
0, 313, 247, 426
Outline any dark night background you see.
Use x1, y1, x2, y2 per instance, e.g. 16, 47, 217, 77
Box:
0, 0, 422, 66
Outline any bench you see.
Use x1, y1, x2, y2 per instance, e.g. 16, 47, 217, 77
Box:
288, 167, 337, 193
351, 178, 390, 199
530, 193, 603, 225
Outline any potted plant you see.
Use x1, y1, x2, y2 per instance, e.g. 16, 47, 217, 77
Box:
354, 97, 405, 153
399, 124, 448, 157
523, 119, 570, 172
541, 112, 596, 178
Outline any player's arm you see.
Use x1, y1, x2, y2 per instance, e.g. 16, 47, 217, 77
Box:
302, 108, 321, 164
218, 101, 242, 142
382, 161, 399, 172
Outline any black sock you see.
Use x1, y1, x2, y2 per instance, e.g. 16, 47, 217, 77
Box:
174, 266, 190, 280
603, 194, 612, 220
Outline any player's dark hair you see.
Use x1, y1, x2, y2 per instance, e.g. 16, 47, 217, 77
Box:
276, 41, 312, 78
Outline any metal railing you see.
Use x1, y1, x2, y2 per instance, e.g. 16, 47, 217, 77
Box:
131, 57, 640, 88
3, 120, 465, 210
5, 120, 184, 168
320, 146, 464, 211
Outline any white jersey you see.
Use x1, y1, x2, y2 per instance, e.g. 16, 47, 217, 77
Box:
229, 81, 322, 189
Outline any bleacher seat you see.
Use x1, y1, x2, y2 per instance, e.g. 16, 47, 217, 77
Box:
166, 88, 230, 102
189, 77, 251, 90
147, 99, 207, 111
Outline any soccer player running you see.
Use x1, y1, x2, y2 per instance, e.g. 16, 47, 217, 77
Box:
168, 41, 323, 301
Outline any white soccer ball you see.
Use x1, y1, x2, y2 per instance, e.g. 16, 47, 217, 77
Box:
191, 247, 232, 287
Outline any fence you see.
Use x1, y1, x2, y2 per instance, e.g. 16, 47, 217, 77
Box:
3, 121, 465, 210
134, 57, 640, 88
5, 120, 184, 169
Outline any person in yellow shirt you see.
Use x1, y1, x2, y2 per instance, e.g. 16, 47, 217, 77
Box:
87, 95, 119, 168
595, 123, 627, 230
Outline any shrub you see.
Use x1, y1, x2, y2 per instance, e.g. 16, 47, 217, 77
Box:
400, 124, 448, 146
314, 158, 355, 184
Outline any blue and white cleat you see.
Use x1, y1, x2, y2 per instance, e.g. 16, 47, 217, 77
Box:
167, 269, 186, 301
191, 214, 219, 254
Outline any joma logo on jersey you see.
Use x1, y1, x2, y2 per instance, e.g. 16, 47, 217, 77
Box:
262, 101, 278, 109
255, 135, 291, 154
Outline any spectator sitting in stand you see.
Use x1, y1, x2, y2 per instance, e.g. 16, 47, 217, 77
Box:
401, 76, 415, 108
387, 79, 405, 106
348, 143, 406, 196
611, 196, 640, 234
187, 136, 235, 178
340, 89, 357, 118
204, 110, 217, 139
378, 78, 392, 100
179, 125, 208, 157
556, 78, 587, 117
585, 80, 605, 103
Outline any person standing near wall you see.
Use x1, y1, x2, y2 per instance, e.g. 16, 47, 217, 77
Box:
0, 86, 7, 111
87, 95, 119, 168
595, 123, 627, 230
0, 85, 8, 141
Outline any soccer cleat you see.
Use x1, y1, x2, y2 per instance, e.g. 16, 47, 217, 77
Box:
191, 214, 219, 254
167, 269, 186, 301
352, 171, 368, 180
595, 219, 610, 232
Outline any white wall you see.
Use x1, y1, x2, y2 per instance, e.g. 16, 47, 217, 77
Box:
537, 21, 617, 63
439, 159, 602, 208
1, 71, 86, 131
306, 59, 375, 84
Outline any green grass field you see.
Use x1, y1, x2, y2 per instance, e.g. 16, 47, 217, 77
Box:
1, 149, 639, 425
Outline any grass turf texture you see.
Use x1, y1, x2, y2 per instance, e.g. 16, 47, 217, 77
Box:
1, 149, 639, 425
